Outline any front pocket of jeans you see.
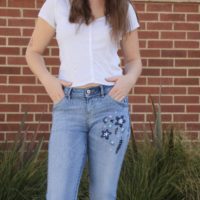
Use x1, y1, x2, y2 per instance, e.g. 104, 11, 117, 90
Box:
53, 96, 66, 108
106, 93, 128, 106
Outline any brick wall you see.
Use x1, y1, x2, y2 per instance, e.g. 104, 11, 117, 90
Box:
0, 0, 199, 148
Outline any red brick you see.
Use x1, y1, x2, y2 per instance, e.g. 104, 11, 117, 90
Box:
161, 31, 186, 39
23, 9, 39, 18
0, 47, 20, 55
130, 114, 144, 121
174, 4, 199, 13
134, 87, 160, 94
0, 86, 20, 93
0, 57, 6, 64
187, 123, 200, 130
188, 87, 200, 94
149, 59, 173, 67
8, 0, 35, 8
147, 3, 172, 12
187, 14, 200, 21
174, 96, 199, 103
175, 59, 200, 67
142, 68, 160, 76
161, 105, 184, 112
174, 23, 199, 31
0, 28, 21, 36
187, 32, 200, 39
22, 86, 46, 93
8, 38, 30, 45
161, 87, 186, 94
174, 114, 199, 122
160, 14, 185, 21
138, 31, 159, 39
188, 50, 200, 58
141, 50, 160, 57
174, 78, 199, 85
162, 69, 187, 76
161, 50, 186, 57
132, 105, 153, 112
8, 19, 35, 27
0, 95, 6, 102
147, 114, 172, 122
0, 104, 19, 112
0, 9, 20, 17
7, 57, 27, 65
148, 77, 173, 85
128, 96, 145, 103
8, 95, 35, 103
0, 67, 20, 74
187, 106, 200, 113
148, 41, 173, 48
9, 76, 36, 84
139, 13, 158, 21
147, 22, 172, 30
21, 104, 48, 112
134, 3, 145, 12
0, 77, 6, 84
0, 37, 6, 45
0, 19, 6, 26
188, 69, 200, 76
175, 41, 199, 48
7, 113, 33, 121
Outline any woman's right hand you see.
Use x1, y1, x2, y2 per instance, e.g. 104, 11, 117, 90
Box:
41, 74, 72, 104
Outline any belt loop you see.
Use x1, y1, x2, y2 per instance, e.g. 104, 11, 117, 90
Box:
67, 87, 72, 99
100, 85, 104, 97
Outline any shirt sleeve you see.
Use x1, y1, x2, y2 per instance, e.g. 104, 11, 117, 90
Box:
38, 0, 57, 29
126, 2, 140, 32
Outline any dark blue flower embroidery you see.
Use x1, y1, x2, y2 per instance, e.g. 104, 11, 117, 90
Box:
101, 129, 112, 140
115, 115, 126, 128
101, 114, 127, 154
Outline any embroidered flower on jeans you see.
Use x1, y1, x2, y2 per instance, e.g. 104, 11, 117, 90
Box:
101, 129, 112, 140
115, 115, 126, 128
100, 114, 128, 153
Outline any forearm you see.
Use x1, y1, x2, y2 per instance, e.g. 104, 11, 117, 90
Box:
124, 58, 143, 86
25, 50, 52, 85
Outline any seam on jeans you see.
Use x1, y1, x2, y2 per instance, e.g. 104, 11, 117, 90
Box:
73, 142, 87, 200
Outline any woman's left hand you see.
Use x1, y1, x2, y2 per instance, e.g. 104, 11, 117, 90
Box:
105, 75, 133, 102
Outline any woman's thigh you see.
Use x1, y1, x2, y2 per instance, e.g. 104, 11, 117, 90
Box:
46, 96, 88, 200
88, 91, 131, 200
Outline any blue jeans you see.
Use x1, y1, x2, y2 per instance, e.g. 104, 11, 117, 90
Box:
46, 84, 131, 200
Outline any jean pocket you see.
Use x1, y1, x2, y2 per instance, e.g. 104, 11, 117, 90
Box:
106, 93, 128, 107
53, 95, 66, 108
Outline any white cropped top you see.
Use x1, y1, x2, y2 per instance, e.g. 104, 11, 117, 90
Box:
38, 0, 140, 87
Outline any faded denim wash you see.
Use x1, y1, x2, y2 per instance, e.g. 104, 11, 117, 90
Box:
46, 84, 131, 200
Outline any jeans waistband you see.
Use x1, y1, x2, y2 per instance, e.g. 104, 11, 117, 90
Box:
62, 84, 114, 99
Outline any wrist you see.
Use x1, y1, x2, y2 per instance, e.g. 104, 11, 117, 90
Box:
124, 73, 136, 85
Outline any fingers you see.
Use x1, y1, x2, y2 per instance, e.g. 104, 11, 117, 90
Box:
59, 79, 73, 86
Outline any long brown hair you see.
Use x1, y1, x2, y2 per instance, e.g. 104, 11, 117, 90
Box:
68, 0, 139, 46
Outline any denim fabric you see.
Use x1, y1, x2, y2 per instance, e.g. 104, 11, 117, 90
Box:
46, 84, 131, 200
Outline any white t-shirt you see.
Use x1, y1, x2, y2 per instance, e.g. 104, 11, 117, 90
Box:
38, 0, 140, 87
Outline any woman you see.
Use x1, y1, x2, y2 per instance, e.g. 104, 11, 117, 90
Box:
25, 0, 142, 199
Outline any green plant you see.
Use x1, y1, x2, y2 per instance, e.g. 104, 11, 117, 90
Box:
117, 91, 200, 200
0, 111, 47, 200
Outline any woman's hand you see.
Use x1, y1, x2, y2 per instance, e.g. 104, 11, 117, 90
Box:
105, 75, 133, 102
41, 74, 72, 104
